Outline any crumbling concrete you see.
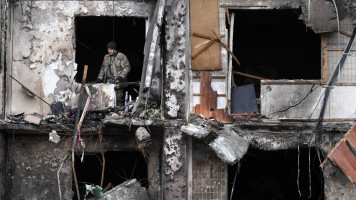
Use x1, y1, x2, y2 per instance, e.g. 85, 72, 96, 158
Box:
99, 179, 149, 200
134, 0, 165, 115
301, 0, 338, 33
209, 128, 249, 165
162, 127, 187, 200
181, 115, 248, 165
163, 0, 188, 119
180, 123, 210, 139
135, 127, 150, 143
323, 161, 356, 199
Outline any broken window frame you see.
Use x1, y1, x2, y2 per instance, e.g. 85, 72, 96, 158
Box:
222, 6, 329, 116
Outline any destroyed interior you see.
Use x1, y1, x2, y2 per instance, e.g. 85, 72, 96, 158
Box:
2, 0, 356, 199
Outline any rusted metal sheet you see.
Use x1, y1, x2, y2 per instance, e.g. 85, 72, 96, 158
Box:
193, 72, 232, 123
190, 0, 221, 70
325, 123, 356, 183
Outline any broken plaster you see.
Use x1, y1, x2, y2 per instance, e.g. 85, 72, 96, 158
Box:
163, 131, 183, 179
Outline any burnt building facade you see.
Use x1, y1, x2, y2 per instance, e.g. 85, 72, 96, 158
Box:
1, 0, 356, 199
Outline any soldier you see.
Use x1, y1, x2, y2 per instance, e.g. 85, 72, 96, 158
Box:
96, 41, 131, 106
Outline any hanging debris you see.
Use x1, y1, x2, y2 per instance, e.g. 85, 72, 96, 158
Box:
98, 179, 149, 200
135, 127, 151, 144
181, 114, 249, 165
49, 130, 60, 144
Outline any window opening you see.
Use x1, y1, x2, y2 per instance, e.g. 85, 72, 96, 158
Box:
228, 148, 324, 200
73, 150, 148, 199
75, 16, 145, 99
232, 9, 321, 97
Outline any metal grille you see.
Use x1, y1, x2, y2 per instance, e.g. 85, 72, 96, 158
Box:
326, 18, 356, 83
192, 141, 227, 200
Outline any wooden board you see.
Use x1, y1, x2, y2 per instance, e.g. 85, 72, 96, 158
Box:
190, 0, 221, 70
193, 72, 233, 123
326, 122, 356, 183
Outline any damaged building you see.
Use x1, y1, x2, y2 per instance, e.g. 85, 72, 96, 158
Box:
1, 0, 356, 199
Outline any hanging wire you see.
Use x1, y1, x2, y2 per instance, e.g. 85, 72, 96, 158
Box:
112, 0, 115, 41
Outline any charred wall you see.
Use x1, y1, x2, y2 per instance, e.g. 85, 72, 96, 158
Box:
163, 0, 188, 119
6, 0, 154, 116
5, 129, 163, 200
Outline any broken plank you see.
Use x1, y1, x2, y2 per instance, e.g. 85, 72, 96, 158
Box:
193, 75, 226, 79
193, 93, 226, 97
328, 143, 356, 183
212, 30, 241, 66
220, 4, 267, 7
322, 35, 328, 84
193, 33, 218, 41
192, 40, 216, 59
225, 7, 231, 25
233, 71, 267, 80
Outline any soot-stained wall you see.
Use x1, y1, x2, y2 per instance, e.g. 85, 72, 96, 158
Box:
7, 1, 154, 115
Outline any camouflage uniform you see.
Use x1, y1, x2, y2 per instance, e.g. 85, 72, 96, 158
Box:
97, 52, 131, 106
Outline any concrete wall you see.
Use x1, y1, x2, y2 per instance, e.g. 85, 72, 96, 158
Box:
162, 127, 187, 200
163, 0, 188, 119
6, 135, 72, 199
7, 0, 154, 116
0, 132, 6, 200
261, 83, 356, 120
6, 130, 162, 200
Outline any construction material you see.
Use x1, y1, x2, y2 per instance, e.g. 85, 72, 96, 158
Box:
212, 29, 241, 66
231, 84, 258, 114
99, 179, 149, 200
192, 40, 215, 59
49, 130, 60, 143
233, 71, 267, 81
193, 72, 233, 123
220, 4, 267, 7
225, 7, 231, 25
322, 123, 356, 183
209, 128, 249, 165
24, 114, 42, 125
135, 127, 151, 144
190, 0, 221, 70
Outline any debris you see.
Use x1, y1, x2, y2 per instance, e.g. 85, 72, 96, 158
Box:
182, 114, 248, 164
49, 130, 60, 143
209, 129, 249, 165
135, 127, 151, 143
231, 84, 258, 114
85, 184, 102, 199
51, 102, 66, 116
193, 72, 233, 123
106, 112, 122, 120
180, 123, 210, 139
24, 114, 42, 125
98, 179, 149, 200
